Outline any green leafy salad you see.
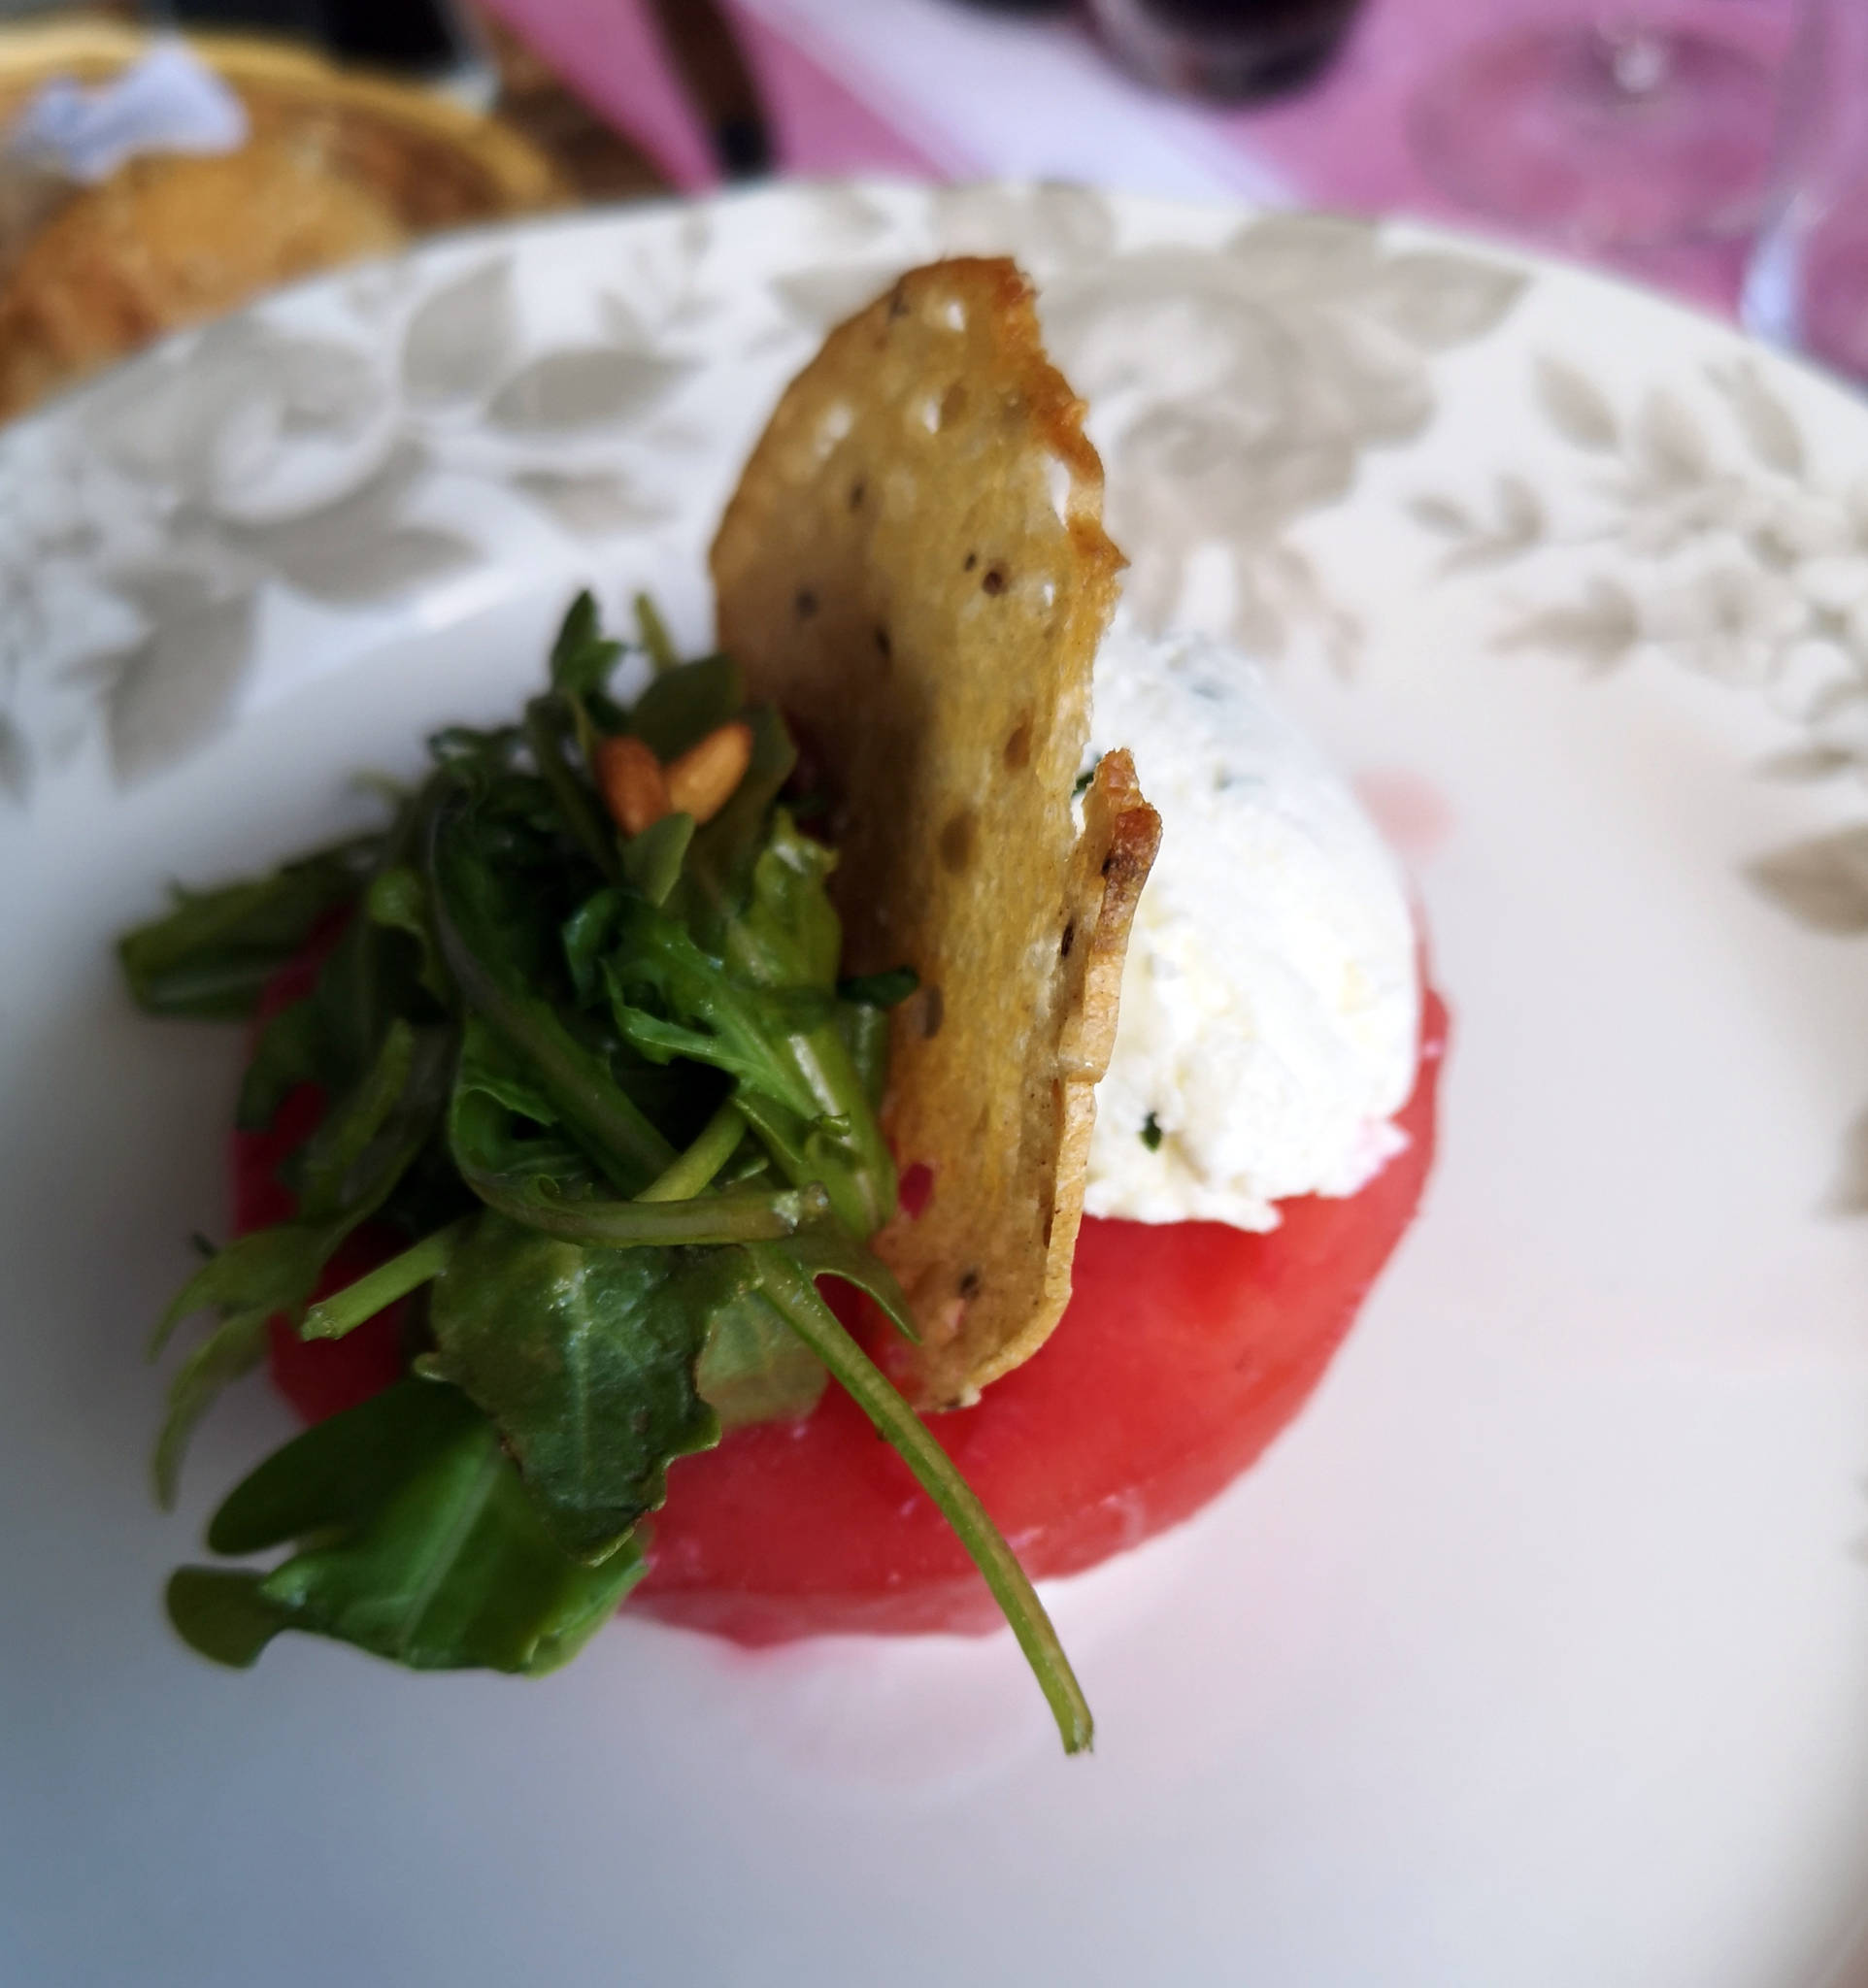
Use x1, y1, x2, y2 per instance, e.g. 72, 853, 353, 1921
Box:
120, 595, 1091, 1754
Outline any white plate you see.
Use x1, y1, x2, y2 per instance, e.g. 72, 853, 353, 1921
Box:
5, 182, 1868, 1988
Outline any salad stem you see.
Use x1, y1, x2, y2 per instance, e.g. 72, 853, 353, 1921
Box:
300, 1219, 469, 1341
637, 1100, 745, 1205
751, 1245, 1094, 1756
634, 592, 681, 675
461, 1172, 830, 1247
428, 808, 676, 1194
524, 699, 619, 883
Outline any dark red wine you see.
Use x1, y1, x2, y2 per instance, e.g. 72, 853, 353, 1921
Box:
1087, 0, 1366, 101
171, 0, 468, 76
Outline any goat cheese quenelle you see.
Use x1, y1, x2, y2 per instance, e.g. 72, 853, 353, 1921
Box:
125, 259, 1443, 1750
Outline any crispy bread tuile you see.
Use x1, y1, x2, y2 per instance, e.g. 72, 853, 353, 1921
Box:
712, 256, 1160, 1406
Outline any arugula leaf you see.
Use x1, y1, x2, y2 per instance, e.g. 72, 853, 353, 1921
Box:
633, 592, 681, 676
425, 1216, 727, 1564
118, 836, 378, 1020
453, 1011, 560, 1126
629, 653, 742, 762
560, 888, 627, 1010
292, 1020, 452, 1214
150, 1234, 330, 1507
544, 595, 638, 795
835, 1004, 890, 1113
169, 1380, 642, 1673
693, 1282, 826, 1428
550, 590, 623, 700
676, 704, 798, 939
365, 864, 450, 1004
447, 1032, 606, 1209
727, 1091, 857, 1222
720, 815, 897, 1236
620, 812, 695, 907
430, 793, 674, 1195
783, 1220, 917, 1342
235, 995, 329, 1133
152, 1020, 453, 1500
150, 1299, 286, 1512
460, 1124, 830, 1245
524, 694, 619, 882
448, 1026, 812, 1245
601, 896, 829, 1120
166, 1568, 291, 1669
448, 1018, 712, 1236
235, 911, 429, 1137
236, 790, 452, 1135
582, 816, 893, 1237
731, 810, 843, 989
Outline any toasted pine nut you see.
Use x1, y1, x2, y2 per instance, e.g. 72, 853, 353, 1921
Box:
594, 734, 671, 837
664, 721, 753, 825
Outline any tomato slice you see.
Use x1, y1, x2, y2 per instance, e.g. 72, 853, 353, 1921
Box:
235, 940, 1443, 1643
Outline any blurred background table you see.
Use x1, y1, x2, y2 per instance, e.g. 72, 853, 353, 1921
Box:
478, 0, 1794, 314
0, 0, 1833, 416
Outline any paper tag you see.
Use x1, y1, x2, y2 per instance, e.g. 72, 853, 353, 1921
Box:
7, 40, 250, 184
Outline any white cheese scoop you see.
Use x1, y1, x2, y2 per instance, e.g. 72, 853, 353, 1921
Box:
1083, 626, 1419, 1231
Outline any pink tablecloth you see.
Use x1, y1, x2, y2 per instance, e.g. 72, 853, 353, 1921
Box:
483, 0, 1796, 315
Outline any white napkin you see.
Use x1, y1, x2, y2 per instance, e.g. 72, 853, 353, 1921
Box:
7, 40, 249, 184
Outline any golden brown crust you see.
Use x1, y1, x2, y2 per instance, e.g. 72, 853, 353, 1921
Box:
1003, 746, 1161, 1394
711, 256, 1157, 1405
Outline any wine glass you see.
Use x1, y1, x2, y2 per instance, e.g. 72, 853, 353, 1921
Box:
1743, 0, 1868, 379
1084, 0, 1370, 102
1411, 4, 1807, 252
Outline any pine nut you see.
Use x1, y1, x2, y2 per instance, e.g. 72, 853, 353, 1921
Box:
664, 721, 753, 825
594, 734, 671, 837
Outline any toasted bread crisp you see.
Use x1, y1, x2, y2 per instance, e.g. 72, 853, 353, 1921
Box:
712, 257, 1160, 1406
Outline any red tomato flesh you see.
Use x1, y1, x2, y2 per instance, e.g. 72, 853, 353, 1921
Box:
237, 940, 1443, 1643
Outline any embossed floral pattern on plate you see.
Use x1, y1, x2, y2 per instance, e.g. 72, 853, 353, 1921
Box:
0, 186, 1527, 801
